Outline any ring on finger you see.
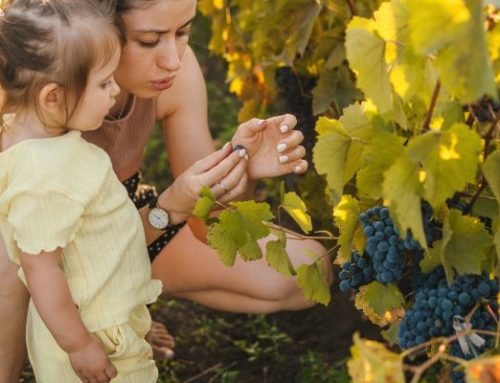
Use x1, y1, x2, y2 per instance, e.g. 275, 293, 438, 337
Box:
217, 182, 231, 195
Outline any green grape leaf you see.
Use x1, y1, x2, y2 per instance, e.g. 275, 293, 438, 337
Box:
266, 240, 296, 277
193, 186, 215, 221
408, 0, 470, 54
282, 192, 313, 234
383, 152, 427, 248
357, 130, 405, 200
208, 223, 238, 267
313, 118, 351, 205
333, 195, 360, 262
489, 23, 500, 85
483, 150, 500, 274
381, 322, 401, 346
348, 333, 405, 383
441, 209, 492, 283
354, 281, 406, 326
296, 262, 331, 305
313, 65, 362, 115
238, 237, 262, 261
339, 104, 373, 184
408, 123, 482, 210
409, 0, 497, 102
219, 210, 247, 247
230, 201, 274, 240
346, 17, 393, 114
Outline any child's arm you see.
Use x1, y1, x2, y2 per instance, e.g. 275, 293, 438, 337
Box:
20, 250, 118, 383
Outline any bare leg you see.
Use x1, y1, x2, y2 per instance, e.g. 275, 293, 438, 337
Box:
152, 226, 333, 313
0, 236, 29, 383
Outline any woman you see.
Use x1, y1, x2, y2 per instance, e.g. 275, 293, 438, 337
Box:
0, 0, 331, 379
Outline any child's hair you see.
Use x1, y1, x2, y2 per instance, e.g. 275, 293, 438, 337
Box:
0, 0, 119, 123
115, 0, 162, 14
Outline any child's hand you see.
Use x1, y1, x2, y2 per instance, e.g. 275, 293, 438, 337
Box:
68, 338, 118, 383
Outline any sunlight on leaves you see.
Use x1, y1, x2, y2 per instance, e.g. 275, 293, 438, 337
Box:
282, 192, 313, 234
348, 333, 405, 383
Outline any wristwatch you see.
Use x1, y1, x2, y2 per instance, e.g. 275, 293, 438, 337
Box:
147, 197, 171, 230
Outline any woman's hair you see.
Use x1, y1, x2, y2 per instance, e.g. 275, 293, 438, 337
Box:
115, 0, 162, 14
0, 0, 119, 122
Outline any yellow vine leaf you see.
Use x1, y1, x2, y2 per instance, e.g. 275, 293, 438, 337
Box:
346, 17, 393, 114
382, 151, 427, 248
348, 333, 405, 383
282, 192, 312, 234
483, 150, 500, 276
466, 355, 500, 383
333, 195, 360, 264
354, 282, 406, 326
407, 123, 482, 210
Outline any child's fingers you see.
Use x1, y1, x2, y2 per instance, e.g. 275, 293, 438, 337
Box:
105, 364, 118, 380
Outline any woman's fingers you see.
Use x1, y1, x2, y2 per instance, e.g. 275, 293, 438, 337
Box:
278, 145, 306, 164
218, 171, 248, 204
276, 130, 304, 154
266, 114, 298, 134
191, 142, 233, 173
201, 147, 247, 187
105, 365, 118, 380
290, 159, 308, 174
209, 157, 247, 199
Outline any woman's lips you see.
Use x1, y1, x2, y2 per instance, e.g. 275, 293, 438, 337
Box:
151, 77, 175, 91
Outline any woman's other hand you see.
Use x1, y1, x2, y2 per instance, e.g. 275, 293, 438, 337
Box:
158, 143, 248, 222
231, 114, 308, 180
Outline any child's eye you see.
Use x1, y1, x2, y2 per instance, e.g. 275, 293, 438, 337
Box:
101, 80, 113, 89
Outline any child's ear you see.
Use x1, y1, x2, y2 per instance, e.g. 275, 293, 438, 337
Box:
38, 83, 64, 114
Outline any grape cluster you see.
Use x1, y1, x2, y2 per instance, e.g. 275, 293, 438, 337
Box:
468, 97, 500, 123
399, 267, 498, 357
338, 251, 376, 293
360, 206, 421, 284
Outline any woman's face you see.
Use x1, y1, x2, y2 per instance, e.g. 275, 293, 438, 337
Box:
114, 0, 197, 98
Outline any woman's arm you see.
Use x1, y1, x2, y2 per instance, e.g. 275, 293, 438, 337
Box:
20, 250, 117, 382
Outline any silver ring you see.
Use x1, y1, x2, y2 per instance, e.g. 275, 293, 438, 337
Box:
217, 182, 230, 195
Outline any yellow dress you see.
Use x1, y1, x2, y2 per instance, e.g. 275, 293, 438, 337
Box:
0, 130, 161, 382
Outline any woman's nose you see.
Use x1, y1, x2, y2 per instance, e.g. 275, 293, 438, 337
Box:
157, 39, 182, 72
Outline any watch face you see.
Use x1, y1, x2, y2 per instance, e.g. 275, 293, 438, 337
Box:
148, 207, 169, 230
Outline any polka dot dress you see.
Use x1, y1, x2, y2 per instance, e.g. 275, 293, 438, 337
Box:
122, 173, 185, 262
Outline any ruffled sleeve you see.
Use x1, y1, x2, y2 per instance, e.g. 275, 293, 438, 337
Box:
8, 190, 85, 255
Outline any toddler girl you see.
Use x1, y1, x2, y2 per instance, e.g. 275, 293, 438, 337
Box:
0, 0, 163, 381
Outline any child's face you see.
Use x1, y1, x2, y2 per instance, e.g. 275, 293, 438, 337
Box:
68, 46, 121, 132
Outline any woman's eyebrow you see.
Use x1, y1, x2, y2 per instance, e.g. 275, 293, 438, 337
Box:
132, 16, 195, 34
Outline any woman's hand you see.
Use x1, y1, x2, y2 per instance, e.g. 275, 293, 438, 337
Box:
68, 338, 118, 383
231, 114, 308, 180
158, 143, 248, 222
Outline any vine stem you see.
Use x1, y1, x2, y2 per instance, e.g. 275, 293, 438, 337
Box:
212, 200, 337, 241
421, 80, 441, 133
483, 104, 500, 160
345, 0, 357, 17
265, 221, 337, 241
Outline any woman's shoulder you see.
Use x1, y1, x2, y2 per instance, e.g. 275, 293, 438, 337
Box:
156, 45, 206, 120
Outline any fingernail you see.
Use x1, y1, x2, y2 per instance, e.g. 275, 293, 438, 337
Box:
280, 124, 289, 133
279, 155, 289, 163
238, 149, 247, 158
244, 153, 249, 160
257, 119, 265, 126
294, 165, 302, 173
223, 142, 232, 150
277, 143, 287, 153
